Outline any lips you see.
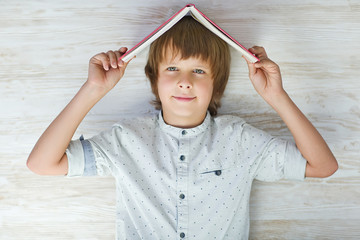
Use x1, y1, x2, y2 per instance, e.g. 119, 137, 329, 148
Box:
173, 96, 196, 102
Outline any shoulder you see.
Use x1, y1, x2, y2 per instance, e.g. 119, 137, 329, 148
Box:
211, 114, 270, 140
90, 112, 159, 144
211, 114, 247, 130
109, 112, 159, 134
208, 114, 248, 141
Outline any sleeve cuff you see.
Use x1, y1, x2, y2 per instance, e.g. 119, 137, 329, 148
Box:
81, 139, 97, 176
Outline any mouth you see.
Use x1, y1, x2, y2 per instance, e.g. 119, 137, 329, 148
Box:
173, 96, 196, 102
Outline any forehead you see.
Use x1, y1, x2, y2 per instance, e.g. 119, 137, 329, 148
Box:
160, 45, 211, 67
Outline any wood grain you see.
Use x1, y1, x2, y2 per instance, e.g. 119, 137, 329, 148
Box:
1, 0, 359, 239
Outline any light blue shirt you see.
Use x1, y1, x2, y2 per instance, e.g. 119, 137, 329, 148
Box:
66, 111, 306, 240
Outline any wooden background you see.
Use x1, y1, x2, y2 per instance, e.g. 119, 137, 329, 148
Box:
1, 0, 359, 239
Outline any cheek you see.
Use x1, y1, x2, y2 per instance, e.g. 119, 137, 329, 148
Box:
199, 81, 214, 101
157, 76, 173, 98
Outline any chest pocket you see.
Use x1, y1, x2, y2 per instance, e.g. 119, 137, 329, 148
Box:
194, 159, 249, 185
201, 169, 223, 176
197, 157, 240, 177
197, 161, 236, 181
191, 164, 246, 199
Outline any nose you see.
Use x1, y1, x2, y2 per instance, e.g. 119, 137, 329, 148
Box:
177, 75, 192, 89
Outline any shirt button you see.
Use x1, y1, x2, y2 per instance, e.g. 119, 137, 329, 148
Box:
215, 170, 222, 176
180, 232, 185, 238
179, 193, 185, 199
181, 130, 187, 135
180, 155, 185, 161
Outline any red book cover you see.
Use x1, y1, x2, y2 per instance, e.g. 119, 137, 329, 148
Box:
121, 4, 259, 63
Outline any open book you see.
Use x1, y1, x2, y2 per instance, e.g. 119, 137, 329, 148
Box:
120, 4, 259, 63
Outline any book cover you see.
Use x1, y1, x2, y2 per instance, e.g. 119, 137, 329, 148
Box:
121, 4, 259, 63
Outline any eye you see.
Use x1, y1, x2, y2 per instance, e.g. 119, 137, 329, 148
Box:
193, 69, 205, 74
167, 67, 178, 71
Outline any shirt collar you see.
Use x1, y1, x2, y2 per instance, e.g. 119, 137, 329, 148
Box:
157, 110, 211, 137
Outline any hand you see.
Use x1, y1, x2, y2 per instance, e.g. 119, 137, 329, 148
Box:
243, 46, 285, 104
244, 47, 338, 178
87, 47, 134, 93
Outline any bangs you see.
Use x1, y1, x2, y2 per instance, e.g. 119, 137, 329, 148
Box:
154, 16, 223, 71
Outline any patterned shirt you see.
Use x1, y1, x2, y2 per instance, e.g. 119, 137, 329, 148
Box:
66, 111, 306, 240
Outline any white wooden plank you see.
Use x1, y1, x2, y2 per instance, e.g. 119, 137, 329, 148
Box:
1, 0, 359, 239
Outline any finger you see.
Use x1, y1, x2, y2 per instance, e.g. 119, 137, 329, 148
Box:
250, 46, 267, 55
114, 47, 130, 66
107, 50, 118, 69
118, 47, 131, 63
92, 52, 111, 71
121, 55, 136, 70
254, 59, 278, 71
242, 55, 257, 77
119, 47, 128, 54
114, 51, 123, 67
249, 46, 268, 60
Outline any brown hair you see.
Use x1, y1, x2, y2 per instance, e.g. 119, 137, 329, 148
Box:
145, 16, 231, 116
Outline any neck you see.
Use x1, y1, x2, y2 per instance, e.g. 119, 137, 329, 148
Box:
162, 111, 207, 129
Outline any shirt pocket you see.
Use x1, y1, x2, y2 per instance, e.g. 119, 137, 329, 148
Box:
197, 159, 240, 177
196, 163, 238, 182
200, 169, 224, 177
191, 164, 249, 205
194, 162, 249, 188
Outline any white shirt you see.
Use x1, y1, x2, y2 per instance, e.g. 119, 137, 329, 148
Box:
66, 111, 306, 240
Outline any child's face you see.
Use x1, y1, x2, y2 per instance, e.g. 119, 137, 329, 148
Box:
157, 50, 214, 128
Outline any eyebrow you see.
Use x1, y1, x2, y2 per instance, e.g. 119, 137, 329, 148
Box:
165, 62, 210, 70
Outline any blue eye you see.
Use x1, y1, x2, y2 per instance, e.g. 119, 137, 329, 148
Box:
167, 67, 177, 71
194, 69, 205, 74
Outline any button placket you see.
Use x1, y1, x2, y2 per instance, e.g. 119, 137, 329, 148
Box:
176, 129, 189, 239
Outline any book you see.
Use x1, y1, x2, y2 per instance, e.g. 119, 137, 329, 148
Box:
120, 4, 259, 63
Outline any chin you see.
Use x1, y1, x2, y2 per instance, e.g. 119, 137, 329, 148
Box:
173, 109, 196, 118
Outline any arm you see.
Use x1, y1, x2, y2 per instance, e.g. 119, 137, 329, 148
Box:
27, 48, 133, 175
243, 46, 338, 178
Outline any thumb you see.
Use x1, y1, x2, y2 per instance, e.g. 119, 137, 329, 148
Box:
253, 59, 269, 68
117, 55, 135, 74
254, 58, 280, 75
242, 55, 257, 77
118, 55, 136, 68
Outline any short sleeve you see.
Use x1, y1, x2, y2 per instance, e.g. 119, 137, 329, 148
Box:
65, 124, 124, 178
282, 140, 307, 180
66, 139, 85, 177
239, 123, 306, 182
66, 135, 98, 177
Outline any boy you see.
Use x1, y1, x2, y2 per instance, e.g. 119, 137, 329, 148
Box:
27, 17, 338, 239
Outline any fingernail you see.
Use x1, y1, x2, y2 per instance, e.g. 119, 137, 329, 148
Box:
118, 60, 124, 67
